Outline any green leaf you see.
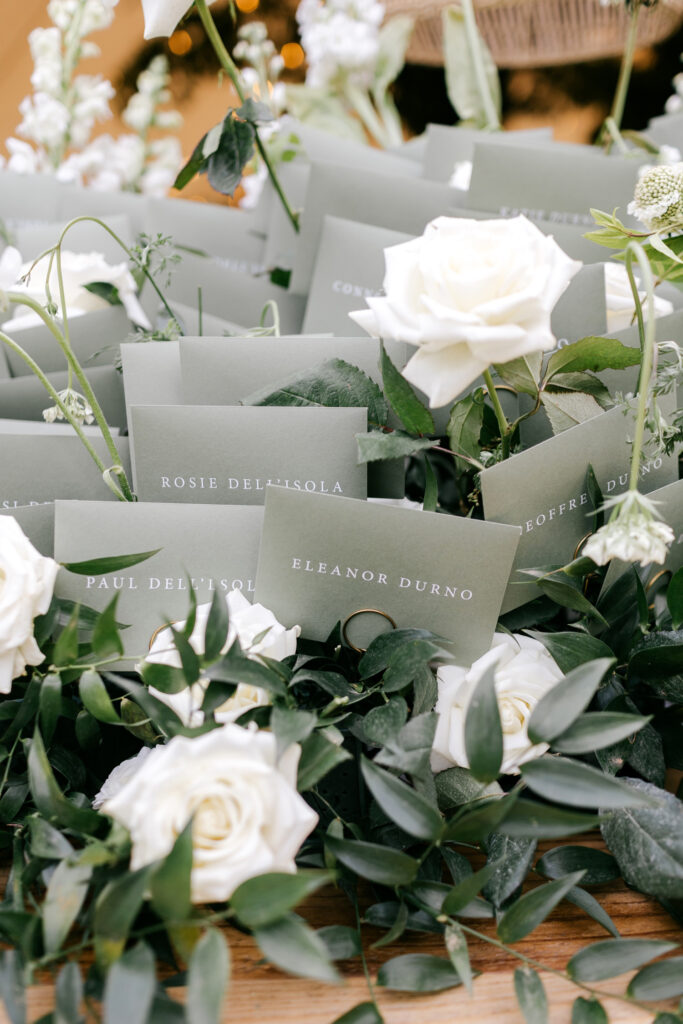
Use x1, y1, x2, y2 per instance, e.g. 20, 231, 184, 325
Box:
236, 98, 275, 124
540, 391, 604, 434
363, 699, 408, 747
382, 640, 443, 694
445, 922, 473, 995
464, 662, 502, 783
139, 660, 190, 696
374, 14, 413, 96
361, 757, 442, 840
523, 631, 614, 674
107, 674, 187, 739
534, 577, 608, 625
203, 589, 230, 663
494, 357, 541, 397
359, 628, 441, 679
380, 342, 434, 434
568, 938, 679, 982
324, 835, 418, 886
61, 550, 160, 575
444, 792, 519, 843
297, 732, 351, 791
572, 997, 608, 1024
482, 835, 537, 909
92, 595, 124, 659
331, 1003, 383, 1024
43, 859, 92, 953
94, 865, 155, 968
245, 358, 388, 426
442, 861, 500, 916
0, 950, 26, 1024
499, 801, 600, 839
28, 816, 73, 860
442, 6, 501, 127
206, 115, 255, 196
668, 568, 683, 630
254, 914, 340, 984
552, 712, 650, 754
565, 886, 619, 938
447, 395, 484, 466
174, 134, 205, 191
435, 767, 502, 809
514, 966, 548, 1024
527, 657, 614, 744
422, 456, 438, 512
207, 648, 287, 698
521, 756, 655, 809
187, 929, 231, 1023
628, 958, 683, 1000
497, 872, 585, 943
629, 630, 683, 701
536, 846, 619, 886
231, 871, 330, 929
55, 962, 83, 1024
78, 671, 120, 725
601, 780, 683, 900
150, 820, 193, 924
545, 336, 642, 380
270, 707, 317, 758
102, 942, 156, 1024
52, 607, 80, 668
357, 430, 434, 464
27, 729, 101, 834
39, 674, 62, 745
377, 953, 462, 992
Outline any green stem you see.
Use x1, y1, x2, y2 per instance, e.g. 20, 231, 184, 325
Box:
482, 368, 512, 458
194, 0, 300, 234
624, 242, 656, 491
460, 0, 500, 131
608, 4, 640, 138
344, 83, 392, 148
0, 328, 115, 486
353, 897, 380, 1013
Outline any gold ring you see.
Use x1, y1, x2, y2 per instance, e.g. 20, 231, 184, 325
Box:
341, 608, 398, 654
148, 620, 180, 650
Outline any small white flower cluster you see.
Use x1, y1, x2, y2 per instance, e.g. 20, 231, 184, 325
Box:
628, 163, 683, 232
43, 388, 94, 426
583, 490, 675, 567
3, 3, 182, 198
296, 0, 385, 90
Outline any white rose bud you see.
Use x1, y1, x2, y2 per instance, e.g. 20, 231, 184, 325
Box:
431, 633, 564, 776
0, 517, 59, 694
350, 215, 581, 408
99, 725, 318, 902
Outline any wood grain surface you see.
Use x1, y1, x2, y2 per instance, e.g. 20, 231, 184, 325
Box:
4, 836, 681, 1023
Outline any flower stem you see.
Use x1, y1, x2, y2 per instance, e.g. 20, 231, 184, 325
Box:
193, 0, 300, 234
482, 368, 512, 458
624, 242, 656, 491
606, 4, 640, 143
460, 0, 500, 131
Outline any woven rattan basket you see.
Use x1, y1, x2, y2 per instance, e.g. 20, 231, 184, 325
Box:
383, 0, 683, 66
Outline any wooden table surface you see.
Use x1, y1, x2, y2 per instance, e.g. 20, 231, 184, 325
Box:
8, 836, 681, 1024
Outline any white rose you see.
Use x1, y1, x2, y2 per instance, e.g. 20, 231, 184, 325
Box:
145, 590, 300, 727
92, 746, 153, 808
141, 0, 217, 39
4, 250, 150, 331
0, 517, 59, 694
431, 633, 564, 776
604, 263, 673, 333
99, 724, 318, 902
350, 215, 581, 408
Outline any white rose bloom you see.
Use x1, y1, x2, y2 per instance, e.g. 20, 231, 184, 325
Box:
145, 590, 300, 727
431, 633, 564, 776
141, 0, 217, 39
604, 263, 673, 333
350, 215, 581, 408
4, 250, 150, 331
92, 746, 153, 808
0, 517, 59, 694
99, 724, 318, 902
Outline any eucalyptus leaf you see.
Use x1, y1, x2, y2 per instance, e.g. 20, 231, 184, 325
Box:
497, 872, 585, 943
482, 835, 537, 909
187, 929, 231, 1024
568, 938, 679, 982
514, 966, 548, 1024
102, 942, 156, 1024
27, 729, 101, 834
552, 712, 650, 754
317, 925, 361, 961
55, 962, 83, 1024
528, 658, 614, 744
377, 953, 462, 993
361, 757, 442, 840
572, 997, 608, 1024
39, 674, 62, 745
565, 886, 619, 937
359, 629, 441, 679
628, 958, 683, 1000
445, 923, 473, 995
92, 595, 124, 659
231, 871, 331, 929
536, 846, 619, 886
43, 859, 92, 954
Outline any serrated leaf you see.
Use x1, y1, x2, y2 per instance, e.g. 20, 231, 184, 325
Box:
527, 658, 615, 743
514, 966, 548, 1024
380, 342, 434, 434
464, 663, 502, 783
361, 757, 442, 840
447, 395, 485, 465
497, 872, 585, 943
356, 430, 434, 463
540, 391, 604, 434
254, 914, 340, 984
494, 357, 541, 397
231, 871, 330, 929
103, 942, 156, 1024
545, 336, 641, 380
568, 938, 678, 982
601, 780, 683, 900
521, 756, 655, 809
628, 957, 683, 1000
325, 835, 418, 885
61, 550, 160, 575
377, 953, 462, 992
244, 358, 388, 426
187, 929, 231, 1023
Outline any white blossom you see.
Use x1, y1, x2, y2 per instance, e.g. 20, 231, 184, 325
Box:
296, 0, 385, 89
583, 490, 675, 567
43, 388, 94, 426
628, 163, 683, 231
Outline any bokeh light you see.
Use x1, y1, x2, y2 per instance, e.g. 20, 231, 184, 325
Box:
281, 42, 305, 70
169, 30, 192, 56
236, 0, 260, 12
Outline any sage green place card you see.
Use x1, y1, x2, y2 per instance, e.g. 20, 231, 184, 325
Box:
255, 487, 521, 659
3, 306, 131, 375
120, 341, 182, 419
54, 501, 264, 660
480, 404, 680, 612
422, 124, 553, 182
14, 214, 133, 264
603, 478, 683, 591
0, 503, 55, 557
0, 435, 131, 510
0, 170, 61, 222
145, 197, 264, 265
129, 406, 367, 504
0, 366, 125, 430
